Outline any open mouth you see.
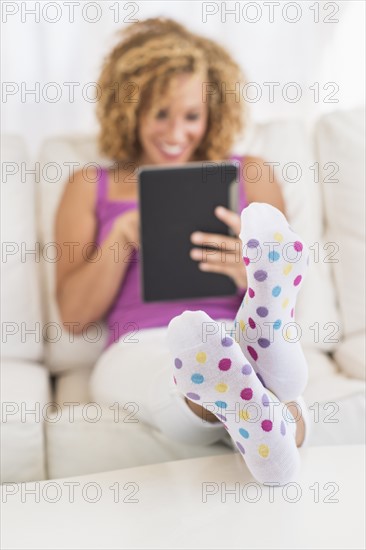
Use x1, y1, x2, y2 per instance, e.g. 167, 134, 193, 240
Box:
157, 143, 188, 159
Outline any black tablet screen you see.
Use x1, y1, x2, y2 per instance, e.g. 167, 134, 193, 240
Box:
138, 161, 239, 302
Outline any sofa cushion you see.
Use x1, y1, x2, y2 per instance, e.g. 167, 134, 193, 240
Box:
316, 108, 365, 338
334, 333, 365, 381
38, 137, 109, 374
51, 363, 232, 479
301, 347, 365, 447
303, 347, 365, 404
0, 359, 51, 482
1, 136, 44, 362
46, 401, 232, 479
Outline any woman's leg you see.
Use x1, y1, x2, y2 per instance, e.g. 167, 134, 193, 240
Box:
166, 203, 311, 483
233, 202, 309, 403
184, 202, 311, 448
232, 202, 311, 448
167, 310, 300, 485
286, 402, 305, 446
186, 396, 307, 447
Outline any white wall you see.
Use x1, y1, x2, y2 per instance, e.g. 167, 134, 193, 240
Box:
2, 1, 365, 160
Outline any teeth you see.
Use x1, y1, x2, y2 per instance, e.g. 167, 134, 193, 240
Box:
160, 143, 184, 155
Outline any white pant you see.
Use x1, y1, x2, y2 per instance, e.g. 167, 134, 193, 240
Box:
90, 325, 231, 447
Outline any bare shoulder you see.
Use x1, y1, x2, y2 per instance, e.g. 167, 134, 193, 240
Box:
58, 167, 98, 211
55, 167, 100, 243
242, 155, 286, 214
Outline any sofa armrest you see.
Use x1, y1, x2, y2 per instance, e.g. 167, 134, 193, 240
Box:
0, 359, 51, 482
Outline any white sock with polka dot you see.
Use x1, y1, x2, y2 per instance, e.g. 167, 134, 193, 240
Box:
167, 310, 300, 485
233, 203, 309, 403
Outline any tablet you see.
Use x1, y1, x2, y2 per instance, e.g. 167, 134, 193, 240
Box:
138, 161, 239, 302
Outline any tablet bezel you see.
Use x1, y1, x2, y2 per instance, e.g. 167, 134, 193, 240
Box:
138, 160, 240, 302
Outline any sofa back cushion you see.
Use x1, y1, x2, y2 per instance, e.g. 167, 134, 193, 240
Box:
1, 136, 44, 362
316, 108, 365, 337
38, 137, 108, 374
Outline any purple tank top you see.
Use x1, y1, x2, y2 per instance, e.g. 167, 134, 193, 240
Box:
96, 157, 247, 348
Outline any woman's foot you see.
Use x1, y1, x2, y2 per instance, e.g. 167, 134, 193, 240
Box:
167, 310, 300, 485
233, 202, 309, 402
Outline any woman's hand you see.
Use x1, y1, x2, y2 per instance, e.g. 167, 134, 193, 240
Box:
190, 206, 247, 290
113, 209, 140, 249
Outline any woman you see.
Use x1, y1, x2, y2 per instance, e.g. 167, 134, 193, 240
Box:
56, 18, 309, 484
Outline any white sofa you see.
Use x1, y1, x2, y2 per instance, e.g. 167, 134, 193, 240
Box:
1, 108, 365, 483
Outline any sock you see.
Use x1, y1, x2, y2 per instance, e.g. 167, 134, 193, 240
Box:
167, 310, 300, 485
233, 202, 309, 402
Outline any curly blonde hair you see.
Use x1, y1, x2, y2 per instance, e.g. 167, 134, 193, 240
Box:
96, 18, 246, 162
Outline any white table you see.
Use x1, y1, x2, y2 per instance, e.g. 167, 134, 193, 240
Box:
1, 445, 365, 550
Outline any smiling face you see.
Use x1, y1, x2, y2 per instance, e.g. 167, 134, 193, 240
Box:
137, 72, 208, 165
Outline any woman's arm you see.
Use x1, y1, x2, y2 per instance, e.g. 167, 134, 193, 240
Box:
55, 169, 138, 334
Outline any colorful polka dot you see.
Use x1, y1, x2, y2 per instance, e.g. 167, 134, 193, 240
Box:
283, 264, 292, 276
274, 232, 283, 242
218, 358, 231, 371
273, 319, 282, 330
268, 251, 280, 262
240, 409, 251, 421
284, 326, 295, 341
258, 338, 270, 348
280, 421, 286, 436
215, 400, 227, 409
174, 358, 182, 369
215, 383, 228, 393
258, 444, 270, 458
173, 376, 177, 385
256, 306, 269, 317
294, 241, 303, 252
236, 441, 245, 454
291, 308, 294, 318
247, 346, 258, 361
249, 317, 256, 329
243, 257, 250, 266
239, 428, 250, 439
216, 413, 227, 422
186, 392, 200, 400
262, 393, 270, 407
254, 270, 268, 282
261, 419, 273, 432
272, 285, 281, 297
248, 287, 255, 298
294, 275, 302, 286
239, 320, 246, 332
241, 364, 252, 375
191, 373, 204, 384
282, 298, 289, 309
196, 352, 206, 364
240, 387, 253, 401
221, 337, 233, 347
247, 239, 259, 248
